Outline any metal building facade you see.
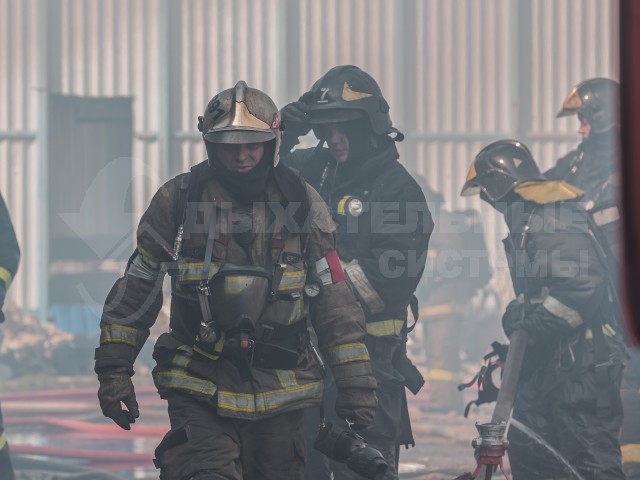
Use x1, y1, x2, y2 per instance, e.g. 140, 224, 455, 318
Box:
0, 0, 619, 317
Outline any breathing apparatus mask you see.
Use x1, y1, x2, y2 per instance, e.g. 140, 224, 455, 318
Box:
195, 260, 307, 375
195, 264, 271, 354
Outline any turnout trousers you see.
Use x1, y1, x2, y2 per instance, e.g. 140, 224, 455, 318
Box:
155, 394, 306, 480
508, 364, 625, 480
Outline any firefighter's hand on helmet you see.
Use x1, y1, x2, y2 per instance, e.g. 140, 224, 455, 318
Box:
502, 298, 526, 339
97, 367, 139, 430
335, 379, 378, 430
280, 100, 311, 138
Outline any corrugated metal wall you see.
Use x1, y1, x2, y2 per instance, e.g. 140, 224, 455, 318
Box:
172, 0, 285, 174
0, 0, 40, 312
53, 0, 163, 213
0, 0, 619, 315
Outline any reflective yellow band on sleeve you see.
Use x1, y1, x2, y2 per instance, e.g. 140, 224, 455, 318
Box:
325, 342, 370, 365
344, 261, 385, 314
153, 369, 218, 398
127, 253, 163, 280
585, 323, 617, 339
217, 380, 322, 415
337, 196, 350, 216
0, 267, 12, 288
366, 319, 405, 336
592, 206, 620, 227
0, 431, 6, 450
100, 324, 146, 348
622, 443, 640, 463
543, 296, 583, 327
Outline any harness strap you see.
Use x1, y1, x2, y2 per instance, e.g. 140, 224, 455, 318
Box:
406, 294, 419, 334
173, 163, 210, 259
197, 206, 218, 325
268, 229, 288, 302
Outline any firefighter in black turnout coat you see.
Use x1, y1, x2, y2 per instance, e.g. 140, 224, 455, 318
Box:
462, 139, 626, 479
546, 78, 620, 261
281, 65, 433, 480
547, 78, 640, 478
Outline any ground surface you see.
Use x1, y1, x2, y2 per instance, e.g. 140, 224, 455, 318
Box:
2, 371, 510, 479
399, 396, 509, 479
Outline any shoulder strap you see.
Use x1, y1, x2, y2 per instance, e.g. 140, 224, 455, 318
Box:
195, 208, 218, 336
273, 162, 311, 229
175, 161, 211, 227
273, 162, 313, 255
172, 161, 212, 260
173, 174, 189, 230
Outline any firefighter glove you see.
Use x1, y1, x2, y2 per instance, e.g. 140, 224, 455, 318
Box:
97, 367, 139, 430
335, 384, 378, 430
280, 100, 312, 138
502, 298, 526, 339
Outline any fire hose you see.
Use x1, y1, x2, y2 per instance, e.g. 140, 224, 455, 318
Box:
4, 415, 165, 438
455, 329, 529, 480
1, 387, 165, 471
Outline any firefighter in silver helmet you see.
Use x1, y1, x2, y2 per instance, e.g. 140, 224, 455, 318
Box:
94, 81, 377, 480
463, 139, 626, 480
281, 65, 433, 480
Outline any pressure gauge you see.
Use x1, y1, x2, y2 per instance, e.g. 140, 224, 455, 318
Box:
346, 197, 364, 217
304, 281, 322, 298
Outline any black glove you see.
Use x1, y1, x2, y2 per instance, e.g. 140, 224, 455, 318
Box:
97, 367, 139, 430
0, 284, 6, 324
335, 383, 378, 430
502, 299, 525, 339
280, 100, 312, 138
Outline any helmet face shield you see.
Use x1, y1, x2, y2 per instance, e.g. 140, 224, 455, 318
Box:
460, 183, 481, 197
461, 161, 482, 197
461, 168, 521, 203
556, 85, 584, 118
205, 129, 275, 145
200, 81, 282, 165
